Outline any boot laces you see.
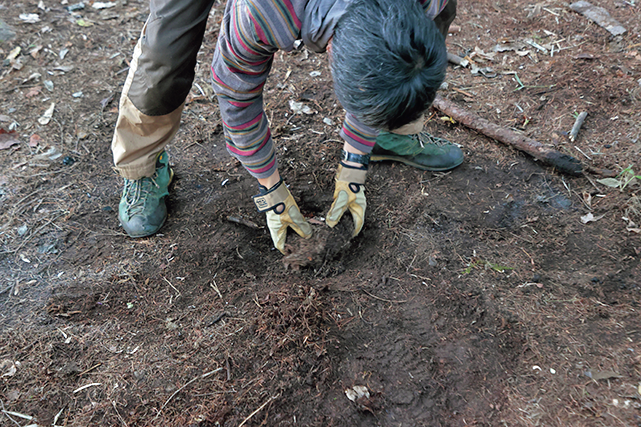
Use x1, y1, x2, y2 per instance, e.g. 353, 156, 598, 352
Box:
123, 176, 159, 216
410, 132, 450, 148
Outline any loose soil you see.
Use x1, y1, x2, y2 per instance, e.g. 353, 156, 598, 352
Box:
1, 0, 641, 426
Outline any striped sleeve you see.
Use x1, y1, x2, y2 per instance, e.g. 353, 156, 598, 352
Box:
340, 112, 379, 154
211, 0, 303, 179
419, 0, 448, 19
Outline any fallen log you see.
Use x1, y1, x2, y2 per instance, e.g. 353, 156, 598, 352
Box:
433, 94, 586, 176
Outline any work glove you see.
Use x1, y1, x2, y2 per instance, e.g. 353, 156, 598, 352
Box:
252, 180, 312, 254
326, 162, 368, 237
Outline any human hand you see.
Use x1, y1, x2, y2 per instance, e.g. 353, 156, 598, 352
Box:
252, 180, 312, 254
326, 163, 367, 237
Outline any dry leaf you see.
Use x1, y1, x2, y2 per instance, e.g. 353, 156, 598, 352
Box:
289, 100, 314, 115
0, 360, 20, 377
19, 13, 41, 23
345, 385, 370, 402
38, 103, 55, 125
29, 134, 43, 147
581, 212, 605, 224
6, 46, 21, 61
0, 129, 20, 150
24, 86, 42, 98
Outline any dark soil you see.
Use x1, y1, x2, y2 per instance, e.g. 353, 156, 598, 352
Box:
1, 0, 640, 426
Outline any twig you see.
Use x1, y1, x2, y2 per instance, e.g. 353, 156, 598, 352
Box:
432, 95, 583, 176
73, 383, 102, 394
53, 405, 66, 426
453, 87, 474, 98
0, 400, 22, 427
238, 395, 279, 427
227, 216, 263, 230
112, 401, 128, 427
574, 145, 591, 160
569, 111, 588, 142
361, 289, 408, 303
1, 410, 33, 421
447, 52, 469, 67
79, 363, 102, 376
584, 165, 616, 178
154, 368, 222, 421
162, 276, 181, 297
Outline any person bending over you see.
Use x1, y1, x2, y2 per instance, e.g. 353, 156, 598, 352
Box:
113, 0, 461, 253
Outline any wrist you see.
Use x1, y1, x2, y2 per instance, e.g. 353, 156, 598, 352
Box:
340, 149, 370, 167
257, 170, 281, 190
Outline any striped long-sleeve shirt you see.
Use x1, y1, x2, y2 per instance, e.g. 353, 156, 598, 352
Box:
211, 0, 448, 179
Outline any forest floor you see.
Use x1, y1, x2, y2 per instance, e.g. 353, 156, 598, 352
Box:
1, 0, 641, 425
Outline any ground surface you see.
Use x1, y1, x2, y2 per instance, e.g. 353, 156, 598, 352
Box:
1, 0, 641, 426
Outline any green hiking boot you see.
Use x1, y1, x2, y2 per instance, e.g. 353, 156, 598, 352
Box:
118, 151, 174, 238
371, 131, 464, 171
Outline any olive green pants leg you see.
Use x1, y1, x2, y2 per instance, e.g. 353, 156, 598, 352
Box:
111, 0, 216, 180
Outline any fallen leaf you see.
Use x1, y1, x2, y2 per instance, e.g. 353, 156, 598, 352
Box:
10, 59, 24, 71
29, 45, 43, 58
38, 103, 55, 125
569, 1, 626, 36
596, 177, 621, 188
6, 46, 21, 61
345, 385, 370, 402
24, 86, 42, 98
289, 100, 314, 115
29, 134, 43, 147
19, 13, 41, 23
53, 65, 75, 73
33, 146, 62, 161
0, 360, 19, 377
581, 212, 605, 224
92, 1, 117, 9
76, 19, 94, 27
0, 129, 20, 150
100, 94, 114, 109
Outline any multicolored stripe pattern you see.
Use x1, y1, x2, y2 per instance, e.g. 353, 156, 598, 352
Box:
420, 0, 449, 19
211, 0, 448, 179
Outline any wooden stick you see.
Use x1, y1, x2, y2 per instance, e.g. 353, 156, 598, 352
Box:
153, 368, 222, 421
238, 395, 277, 427
432, 95, 583, 176
569, 111, 588, 142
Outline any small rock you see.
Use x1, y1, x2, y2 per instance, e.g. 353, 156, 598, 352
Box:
63, 156, 76, 166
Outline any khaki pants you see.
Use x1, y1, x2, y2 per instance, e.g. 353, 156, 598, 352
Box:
111, 0, 216, 180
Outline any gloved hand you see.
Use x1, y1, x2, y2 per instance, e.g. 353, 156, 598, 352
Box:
252, 180, 312, 254
326, 162, 367, 237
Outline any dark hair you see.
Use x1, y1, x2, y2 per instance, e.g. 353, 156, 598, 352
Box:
331, 0, 447, 131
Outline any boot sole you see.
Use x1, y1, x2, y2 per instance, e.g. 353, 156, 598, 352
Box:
369, 154, 463, 171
